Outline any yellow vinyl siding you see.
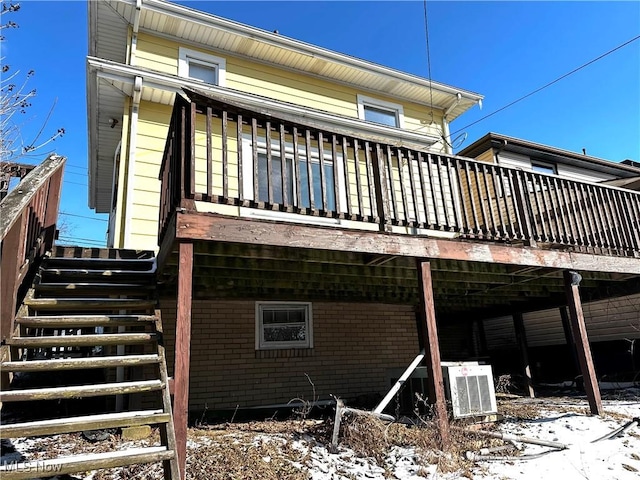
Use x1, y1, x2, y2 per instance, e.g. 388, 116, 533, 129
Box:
135, 32, 444, 139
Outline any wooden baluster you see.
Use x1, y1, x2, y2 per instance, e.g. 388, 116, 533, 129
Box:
472, 162, 490, 237
395, 148, 409, 225
427, 155, 442, 228
551, 177, 570, 244
317, 131, 327, 212
436, 156, 451, 231
205, 107, 212, 199
558, 178, 579, 245
464, 161, 481, 236
372, 143, 389, 229
332, 134, 341, 217
179, 105, 187, 201
364, 142, 378, 222
305, 129, 315, 211
480, 163, 497, 239
342, 137, 352, 217
279, 123, 288, 208
572, 181, 591, 248
445, 157, 462, 233
602, 188, 623, 252
237, 114, 244, 202
406, 150, 420, 226
624, 191, 640, 254
292, 126, 301, 209
583, 184, 604, 249
540, 176, 560, 243
265, 120, 274, 205
566, 180, 586, 247
526, 172, 544, 243
353, 139, 364, 218
453, 158, 471, 234
251, 117, 259, 202
416, 152, 432, 228
579, 183, 598, 249
222, 109, 228, 200
489, 166, 506, 239
611, 189, 634, 254
385, 144, 398, 223
189, 102, 196, 198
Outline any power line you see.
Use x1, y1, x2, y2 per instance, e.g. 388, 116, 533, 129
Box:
63, 180, 87, 187
64, 170, 88, 178
423, 0, 435, 124
59, 212, 108, 222
451, 34, 640, 136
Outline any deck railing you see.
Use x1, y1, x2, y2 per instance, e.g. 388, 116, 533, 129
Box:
0, 154, 65, 341
158, 93, 640, 257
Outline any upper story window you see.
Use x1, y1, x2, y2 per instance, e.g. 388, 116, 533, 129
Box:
357, 94, 404, 128
531, 161, 557, 176
178, 47, 226, 86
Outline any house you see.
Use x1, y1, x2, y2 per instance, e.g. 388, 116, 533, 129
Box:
83, 0, 640, 475
458, 133, 640, 383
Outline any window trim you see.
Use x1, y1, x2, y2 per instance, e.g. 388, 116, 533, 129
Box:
356, 94, 405, 128
531, 160, 557, 176
255, 302, 313, 350
178, 47, 226, 86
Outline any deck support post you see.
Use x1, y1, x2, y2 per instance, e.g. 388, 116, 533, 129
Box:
174, 240, 194, 478
512, 313, 535, 398
563, 270, 603, 415
415, 259, 450, 445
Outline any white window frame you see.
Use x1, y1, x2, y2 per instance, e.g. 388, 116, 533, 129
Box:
255, 302, 313, 350
178, 47, 226, 86
356, 94, 405, 129
531, 160, 557, 176
241, 136, 348, 212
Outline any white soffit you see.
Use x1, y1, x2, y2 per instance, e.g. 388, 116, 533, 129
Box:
102, 0, 482, 120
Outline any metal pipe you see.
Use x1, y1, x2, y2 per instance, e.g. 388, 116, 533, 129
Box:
591, 417, 639, 443
373, 349, 425, 414
454, 427, 568, 450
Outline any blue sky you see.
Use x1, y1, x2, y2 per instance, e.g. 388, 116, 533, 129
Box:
4, 0, 639, 247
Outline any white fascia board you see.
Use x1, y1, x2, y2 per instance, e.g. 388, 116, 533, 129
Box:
114, 0, 483, 107
87, 57, 442, 147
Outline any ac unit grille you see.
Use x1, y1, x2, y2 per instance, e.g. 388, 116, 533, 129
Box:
445, 364, 497, 418
455, 375, 492, 416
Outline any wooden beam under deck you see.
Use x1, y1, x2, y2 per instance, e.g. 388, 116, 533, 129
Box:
175, 213, 640, 275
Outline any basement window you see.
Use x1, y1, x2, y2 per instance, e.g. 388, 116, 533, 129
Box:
178, 47, 226, 86
255, 302, 313, 350
357, 94, 404, 128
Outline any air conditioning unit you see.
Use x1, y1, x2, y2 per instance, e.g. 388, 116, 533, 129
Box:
442, 363, 497, 418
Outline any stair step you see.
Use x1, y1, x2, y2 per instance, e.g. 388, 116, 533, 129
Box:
24, 298, 156, 311
8, 333, 157, 348
43, 256, 155, 271
17, 314, 157, 328
0, 409, 169, 438
0, 446, 173, 480
35, 282, 155, 295
41, 268, 155, 279
52, 246, 155, 260
1, 354, 160, 371
0, 380, 164, 402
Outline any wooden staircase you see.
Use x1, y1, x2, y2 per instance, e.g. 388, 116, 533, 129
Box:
0, 247, 180, 479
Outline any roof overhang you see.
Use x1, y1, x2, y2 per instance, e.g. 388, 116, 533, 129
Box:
459, 133, 640, 179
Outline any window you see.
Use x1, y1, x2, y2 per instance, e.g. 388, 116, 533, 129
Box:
256, 302, 313, 349
242, 136, 343, 212
357, 94, 404, 128
531, 161, 557, 176
178, 47, 226, 86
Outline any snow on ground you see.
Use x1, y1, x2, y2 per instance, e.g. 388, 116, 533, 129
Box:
1, 391, 638, 479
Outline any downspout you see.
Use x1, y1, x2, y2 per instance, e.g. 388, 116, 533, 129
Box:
129, 0, 142, 66
123, 75, 143, 249
442, 93, 462, 155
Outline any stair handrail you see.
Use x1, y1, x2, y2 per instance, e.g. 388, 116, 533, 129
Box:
0, 153, 66, 341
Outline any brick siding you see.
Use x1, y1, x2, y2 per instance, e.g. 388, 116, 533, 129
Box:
160, 299, 420, 411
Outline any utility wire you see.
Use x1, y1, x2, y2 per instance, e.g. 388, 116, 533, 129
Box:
451, 34, 640, 136
423, 0, 435, 123
59, 211, 108, 222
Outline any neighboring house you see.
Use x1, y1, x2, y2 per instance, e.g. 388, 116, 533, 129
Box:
459, 133, 640, 382
86, 0, 640, 432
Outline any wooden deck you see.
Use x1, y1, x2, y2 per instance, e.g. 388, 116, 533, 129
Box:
158, 90, 640, 262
